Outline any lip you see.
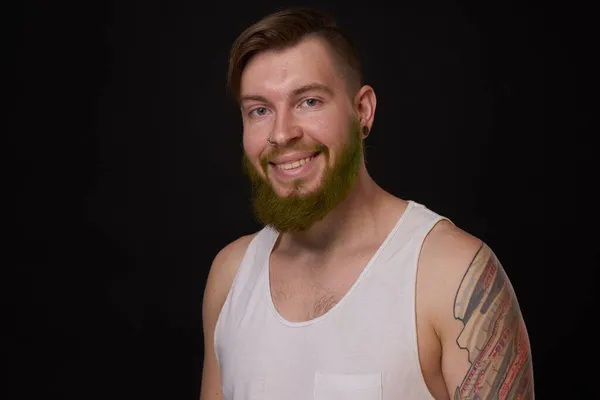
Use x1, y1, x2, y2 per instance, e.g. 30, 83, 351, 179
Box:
268, 152, 321, 179
269, 151, 321, 165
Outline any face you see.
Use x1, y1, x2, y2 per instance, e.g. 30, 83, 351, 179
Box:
239, 37, 365, 232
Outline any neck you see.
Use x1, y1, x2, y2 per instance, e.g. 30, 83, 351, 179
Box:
275, 167, 398, 254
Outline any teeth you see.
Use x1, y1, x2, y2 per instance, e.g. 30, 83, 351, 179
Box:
277, 155, 315, 171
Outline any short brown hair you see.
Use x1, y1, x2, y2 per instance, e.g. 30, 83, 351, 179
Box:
227, 7, 363, 103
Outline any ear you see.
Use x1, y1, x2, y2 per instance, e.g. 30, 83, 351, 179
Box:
353, 85, 377, 132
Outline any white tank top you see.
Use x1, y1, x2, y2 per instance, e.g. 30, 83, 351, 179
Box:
214, 200, 449, 400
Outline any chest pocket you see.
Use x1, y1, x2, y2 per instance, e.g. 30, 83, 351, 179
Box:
314, 371, 382, 400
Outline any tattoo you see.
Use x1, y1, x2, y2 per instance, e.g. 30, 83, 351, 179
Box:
453, 243, 534, 399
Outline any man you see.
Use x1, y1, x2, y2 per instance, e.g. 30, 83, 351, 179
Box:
200, 7, 534, 400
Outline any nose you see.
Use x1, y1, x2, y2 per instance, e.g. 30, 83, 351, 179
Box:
268, 109, 302, 147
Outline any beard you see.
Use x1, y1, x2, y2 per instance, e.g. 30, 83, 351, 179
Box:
242, 118, 364, 233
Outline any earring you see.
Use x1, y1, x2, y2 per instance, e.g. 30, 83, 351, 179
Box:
362, 126, 370, 137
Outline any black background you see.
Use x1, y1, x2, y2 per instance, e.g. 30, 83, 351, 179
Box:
11, 1, 595, 399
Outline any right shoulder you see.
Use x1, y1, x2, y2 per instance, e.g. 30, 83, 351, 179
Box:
199, 232, 259, 400
213, 233, 258, 271
203, 232, 258, 310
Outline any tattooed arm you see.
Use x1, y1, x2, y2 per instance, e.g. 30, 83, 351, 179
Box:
449, 243, 534, 399
420, 221, 534, 400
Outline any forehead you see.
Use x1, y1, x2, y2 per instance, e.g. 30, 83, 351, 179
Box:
240, 37, 344, 99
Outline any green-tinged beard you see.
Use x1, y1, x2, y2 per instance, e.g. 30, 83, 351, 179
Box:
242, 119, 364, 233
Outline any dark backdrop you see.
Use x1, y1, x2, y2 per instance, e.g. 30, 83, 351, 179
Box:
11, 1, 594, 399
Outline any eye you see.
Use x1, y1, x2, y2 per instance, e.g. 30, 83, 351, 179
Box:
302, 98, 321, 108
249, 107, 269, 117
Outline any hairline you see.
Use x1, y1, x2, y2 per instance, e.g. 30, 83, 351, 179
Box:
237, 34, 359, 105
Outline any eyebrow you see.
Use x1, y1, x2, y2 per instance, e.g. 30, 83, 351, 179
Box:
240, 83, 334, 104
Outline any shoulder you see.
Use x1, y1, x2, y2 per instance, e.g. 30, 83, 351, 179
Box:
418, 219, 504, 335
199, 232, 260, 399
212, 232, 258, 274
418, 218, 528, 342
203, 232, 259, 313
421, 219, 484, 269
418, 221, 534, 397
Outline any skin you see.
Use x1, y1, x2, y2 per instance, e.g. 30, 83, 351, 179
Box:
200, 35, 534, 399
241, 117, 365, 233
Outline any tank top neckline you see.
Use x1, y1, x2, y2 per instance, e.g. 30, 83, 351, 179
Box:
263, 200, 417, 328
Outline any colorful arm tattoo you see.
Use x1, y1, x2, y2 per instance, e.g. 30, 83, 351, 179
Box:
453, 244, 534, 399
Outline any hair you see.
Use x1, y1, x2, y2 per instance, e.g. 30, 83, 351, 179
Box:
227, 7, 363, 103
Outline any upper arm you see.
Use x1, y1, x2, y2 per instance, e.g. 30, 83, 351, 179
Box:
444, 243, 534, 399
199, 234, 256, 400
424, 224, 534, 399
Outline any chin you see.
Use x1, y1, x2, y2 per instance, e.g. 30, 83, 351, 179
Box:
271, 185, 308, 199
271, 177, 324, 198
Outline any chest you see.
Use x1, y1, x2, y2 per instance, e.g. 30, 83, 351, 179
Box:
218, 252, 440, 400
268, 252, 371, 323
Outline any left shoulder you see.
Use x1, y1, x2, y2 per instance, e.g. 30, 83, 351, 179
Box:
418, 219, 534, 398
418, 219, 506, 329
419, 219, 489, 290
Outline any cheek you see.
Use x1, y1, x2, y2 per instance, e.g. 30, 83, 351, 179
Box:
242, 134, 251, 153
242, 131, 261, 157
311, 122, 349, 151
242, 134, 269, 175
307, 108, 350, 143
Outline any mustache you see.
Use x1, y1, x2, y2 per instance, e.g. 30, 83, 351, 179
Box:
260, 143, 327, 169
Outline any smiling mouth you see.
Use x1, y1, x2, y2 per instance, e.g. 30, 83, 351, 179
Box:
271, 152, 321, 171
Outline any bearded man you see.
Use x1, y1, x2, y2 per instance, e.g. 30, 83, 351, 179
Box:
200, 7, 534, 400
